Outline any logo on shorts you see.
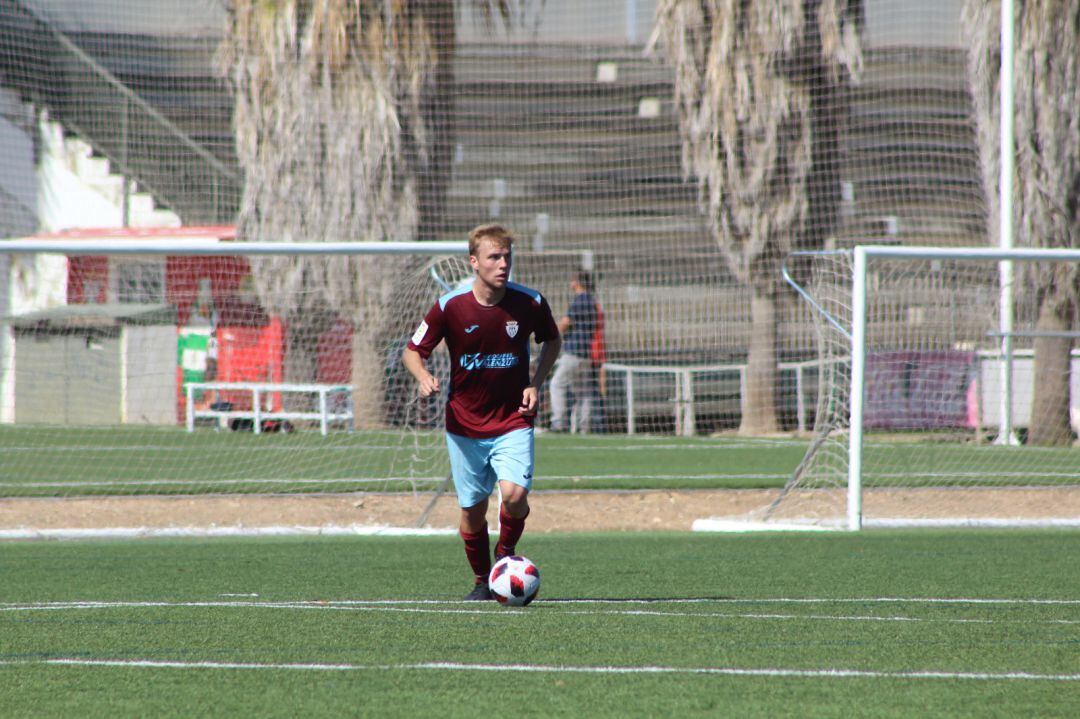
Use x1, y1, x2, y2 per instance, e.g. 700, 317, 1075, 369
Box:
505, 321, 519, 338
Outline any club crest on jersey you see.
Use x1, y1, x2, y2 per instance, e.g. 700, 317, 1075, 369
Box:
505, 321, 519, 338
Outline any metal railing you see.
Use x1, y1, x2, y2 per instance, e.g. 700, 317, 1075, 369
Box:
604, 358, 825, 436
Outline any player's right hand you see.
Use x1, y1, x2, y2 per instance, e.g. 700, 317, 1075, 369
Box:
418, 374, 440, 398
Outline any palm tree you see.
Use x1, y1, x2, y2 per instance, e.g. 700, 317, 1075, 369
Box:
649, 0, 863, 435
963, 0, 1080, 446
218, 0, 527, 428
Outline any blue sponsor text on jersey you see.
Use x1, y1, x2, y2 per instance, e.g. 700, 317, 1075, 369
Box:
460, 352, 519, 370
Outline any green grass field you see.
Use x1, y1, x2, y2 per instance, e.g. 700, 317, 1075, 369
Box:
3, 425, 1079, 497
2, 428, 1078, 714
1, 531, 1078, 717
0, 426, 809, 496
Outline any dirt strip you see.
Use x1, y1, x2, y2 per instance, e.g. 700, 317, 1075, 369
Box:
2, 487, 1078, 535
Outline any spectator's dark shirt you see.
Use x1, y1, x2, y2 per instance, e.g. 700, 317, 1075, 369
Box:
564, 292, 597, 358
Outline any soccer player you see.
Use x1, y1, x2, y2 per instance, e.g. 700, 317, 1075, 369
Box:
403, 224, 562, 600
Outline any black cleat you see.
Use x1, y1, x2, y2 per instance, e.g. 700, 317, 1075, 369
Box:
464, 583, 493, 601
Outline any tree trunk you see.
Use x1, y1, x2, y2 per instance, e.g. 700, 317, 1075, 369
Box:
740, 289, 781, 435
415, 0, 456, 242
1028, 289, 1075, 446
282, 309, 337, 414
282, 322, 319, 413
351, 328, 386, 430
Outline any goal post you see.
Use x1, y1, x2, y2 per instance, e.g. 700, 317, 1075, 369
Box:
1, 239, 474, 499
762, 245, 1080, 531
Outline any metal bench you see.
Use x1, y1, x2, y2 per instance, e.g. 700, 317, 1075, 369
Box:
184, 382, 354, 436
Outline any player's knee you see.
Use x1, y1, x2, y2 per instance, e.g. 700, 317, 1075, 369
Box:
500, 486, 530, 517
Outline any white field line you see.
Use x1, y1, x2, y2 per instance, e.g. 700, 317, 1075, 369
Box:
0, 478, 446, 489
2, 441, 796, 453
1, 445, 423, 453
693, 518, 1080, 532
0, 658, 1076, 682
868, 472, 1080, 480
0, 526, 458, 541
7, 472, 1080, 491
865, 518, 1080, 528
0, 473, 784, 490
0, 598, 1076, 625
3, 597, 1078, 608
343, 596, 1080, 606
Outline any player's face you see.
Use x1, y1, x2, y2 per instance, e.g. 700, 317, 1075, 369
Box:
470, 239, 512, 289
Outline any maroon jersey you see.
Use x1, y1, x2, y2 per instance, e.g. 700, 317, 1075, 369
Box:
408, 281, 559, 438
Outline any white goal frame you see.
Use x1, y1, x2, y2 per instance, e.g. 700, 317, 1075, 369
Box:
1, 239, 467, 257
790, 245, 1080, 531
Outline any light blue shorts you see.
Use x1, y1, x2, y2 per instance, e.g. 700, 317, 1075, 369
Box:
446, 428, 534, 508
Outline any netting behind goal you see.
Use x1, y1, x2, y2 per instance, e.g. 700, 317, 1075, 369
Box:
762, 248, 1080, 529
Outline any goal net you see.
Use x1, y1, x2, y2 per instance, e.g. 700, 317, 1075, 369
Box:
0, 241, 472, 497
754, 246, 1080, 530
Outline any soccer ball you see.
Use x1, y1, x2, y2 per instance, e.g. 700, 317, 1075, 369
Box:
488, 555, 540, 606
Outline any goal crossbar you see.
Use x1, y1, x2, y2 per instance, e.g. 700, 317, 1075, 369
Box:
2, 240, 468, 256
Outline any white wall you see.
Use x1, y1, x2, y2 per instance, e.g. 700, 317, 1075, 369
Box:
21, 0, 965, 49
20, 0, 226, 36
37, 118, 125, 232
978, 354, 1080, 434
1, 116, 118, 424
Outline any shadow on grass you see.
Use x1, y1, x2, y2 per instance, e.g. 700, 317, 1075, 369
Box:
538, 596, 737, 604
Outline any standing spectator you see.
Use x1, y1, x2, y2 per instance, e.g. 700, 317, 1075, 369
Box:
549, 270, 598, 433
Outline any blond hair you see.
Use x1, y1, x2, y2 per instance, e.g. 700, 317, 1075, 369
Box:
468, 223, 515, 257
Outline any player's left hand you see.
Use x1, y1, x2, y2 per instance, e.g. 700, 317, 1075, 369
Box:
519, 385, 539, 415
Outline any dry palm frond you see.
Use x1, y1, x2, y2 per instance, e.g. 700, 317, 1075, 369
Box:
219, 0, 537, 322
963, 0, 1080, 253
648, 0, 863, 292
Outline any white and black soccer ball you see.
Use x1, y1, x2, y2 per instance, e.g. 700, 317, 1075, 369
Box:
488, 555, 540, 606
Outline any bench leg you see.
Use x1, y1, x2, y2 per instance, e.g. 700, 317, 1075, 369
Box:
253, 389, 262, 434
319, 391, 328, 436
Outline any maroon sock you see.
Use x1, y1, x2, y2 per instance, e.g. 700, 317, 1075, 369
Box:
460, 524, 491, 584
495, 505, 529, 559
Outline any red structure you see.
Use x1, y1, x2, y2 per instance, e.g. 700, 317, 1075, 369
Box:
40, 226, 351, 423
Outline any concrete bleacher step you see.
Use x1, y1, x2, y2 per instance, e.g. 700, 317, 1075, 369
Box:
840, 48, 983, 245
63, 136, 128, 207
450, 47, 695, 241
453, 44, 673, 84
